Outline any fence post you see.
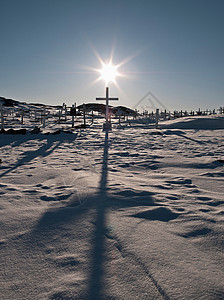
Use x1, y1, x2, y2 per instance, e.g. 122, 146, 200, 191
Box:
91, 110, 94, 124
58, 109, 62, 124
83, 103, 86, 127
1, 103, 4, 130
155, 108, 159, 128
34, 109, 37, 121
21, 108, 24, 124
42, 107, 46, 128
71, 104, 75, 128
174, 111, 176, 119
64, 104, 67, 122
118, 112, 121, 125
40, 107, 43, 124
12, 108, 15, 120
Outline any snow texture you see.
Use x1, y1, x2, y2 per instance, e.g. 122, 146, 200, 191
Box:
0, 115, 224, 299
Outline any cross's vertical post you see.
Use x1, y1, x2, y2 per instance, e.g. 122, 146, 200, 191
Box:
106, 87, 109, 123
96, 86, 119, 131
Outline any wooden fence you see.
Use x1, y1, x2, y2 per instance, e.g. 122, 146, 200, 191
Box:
0, 102, 224, 131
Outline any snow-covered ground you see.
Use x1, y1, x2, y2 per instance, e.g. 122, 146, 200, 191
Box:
0, 115, 224, 299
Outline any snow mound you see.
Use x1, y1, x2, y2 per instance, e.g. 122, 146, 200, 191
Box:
162, 115, 224, 130
132, 207, 180, 222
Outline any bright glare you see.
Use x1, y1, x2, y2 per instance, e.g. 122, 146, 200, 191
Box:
99, 63, 118, 84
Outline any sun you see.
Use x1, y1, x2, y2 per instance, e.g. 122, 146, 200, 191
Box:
99, 62, 118, 84
82, 45, 141, 88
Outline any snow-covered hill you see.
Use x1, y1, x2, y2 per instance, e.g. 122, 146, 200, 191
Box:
0, 115, 223, 299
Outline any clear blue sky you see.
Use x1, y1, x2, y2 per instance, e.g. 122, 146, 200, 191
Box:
1, 0, 223, 111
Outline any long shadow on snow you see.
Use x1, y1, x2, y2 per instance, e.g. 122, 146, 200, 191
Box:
163, 129, 205, 144
26, 130, 165, 299
86, 131, 172, 300
0, 133, 78, 178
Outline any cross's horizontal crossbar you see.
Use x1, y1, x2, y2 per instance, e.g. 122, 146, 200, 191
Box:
96, 98, 119, 101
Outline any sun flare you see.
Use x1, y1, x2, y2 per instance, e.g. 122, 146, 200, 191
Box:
83, 45, 140, 88
99, 63, 119, 84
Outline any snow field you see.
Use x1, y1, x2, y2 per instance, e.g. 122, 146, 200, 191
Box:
0, 115, 224, 299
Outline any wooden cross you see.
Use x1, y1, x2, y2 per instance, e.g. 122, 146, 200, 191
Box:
96, 87, 118, 125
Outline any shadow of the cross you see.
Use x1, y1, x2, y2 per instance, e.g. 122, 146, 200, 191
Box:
24, 130, 157, 299
87, 130, 109, 299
